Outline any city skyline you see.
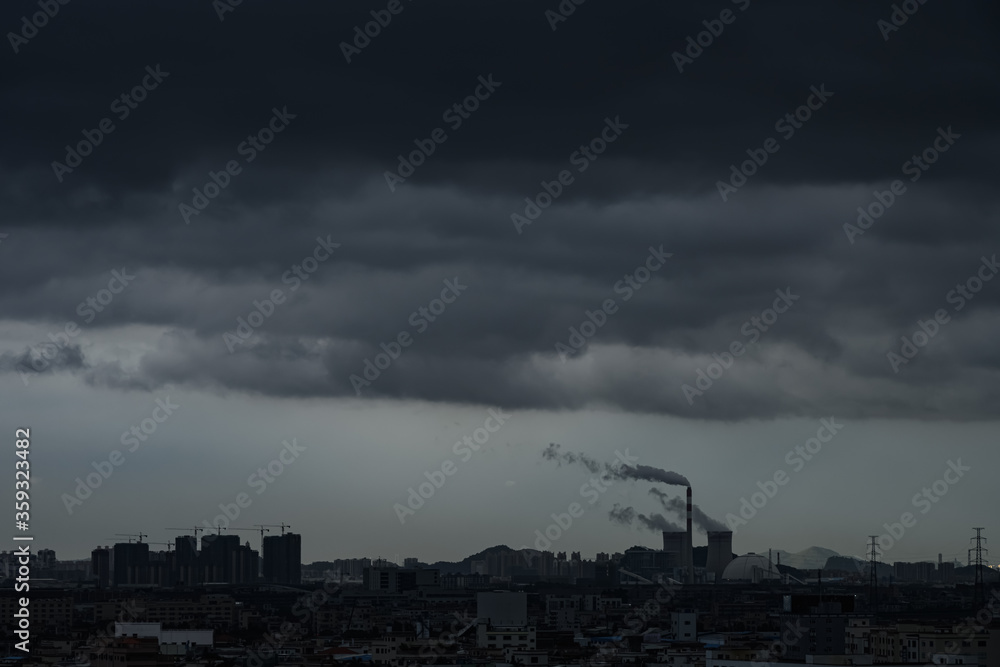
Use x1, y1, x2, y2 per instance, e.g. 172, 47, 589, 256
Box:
9, 394, 994, 563
1, 1, 997, 585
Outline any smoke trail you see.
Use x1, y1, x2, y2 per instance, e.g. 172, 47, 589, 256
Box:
544, 444, 692, 533
543, 444, 688, 487
608, 463, 689, 488
542, 443, 602, 474
638, 512, 683, 532
649, 488, 726, 532
609, 504, 636, 525
609, 503, 683, 532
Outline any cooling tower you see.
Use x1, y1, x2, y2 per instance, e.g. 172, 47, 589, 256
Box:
706, 531, 734, 583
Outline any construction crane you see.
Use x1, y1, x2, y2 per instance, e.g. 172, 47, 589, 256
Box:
166, 527, 206, 554
166, 527, 205, 538
258, 523, 292, 535
252, 525, 272, 552
252, 525, 272, 543
180, 524, 227, 536
228, 527, 267, 550
145, 542, 174, 552
114, 533, 147, 543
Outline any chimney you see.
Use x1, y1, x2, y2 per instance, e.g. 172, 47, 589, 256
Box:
686, 486, 693, 583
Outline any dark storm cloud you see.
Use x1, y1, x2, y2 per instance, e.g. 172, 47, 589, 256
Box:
2, 1, 999, 420
0, 342, 85, 378
2, 1, 998, 189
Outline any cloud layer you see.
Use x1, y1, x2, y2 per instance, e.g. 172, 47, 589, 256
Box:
3, 0, 999, 420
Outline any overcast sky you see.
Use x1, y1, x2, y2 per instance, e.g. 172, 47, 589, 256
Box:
1, 1, 997, 564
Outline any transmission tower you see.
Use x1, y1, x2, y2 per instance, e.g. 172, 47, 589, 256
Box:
868, 536, 881, 617
970, 527, 988, 608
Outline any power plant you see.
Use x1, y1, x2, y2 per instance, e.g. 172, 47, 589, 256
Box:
661, 486, 697, 582
544, 445, 738, 583
657, 487, 734, 583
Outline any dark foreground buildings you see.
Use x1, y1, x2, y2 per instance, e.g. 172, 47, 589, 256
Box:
262, 532, 302, 585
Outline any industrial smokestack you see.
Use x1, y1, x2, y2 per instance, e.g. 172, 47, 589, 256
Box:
649, 488, 727, 532
686, 486, 693, 583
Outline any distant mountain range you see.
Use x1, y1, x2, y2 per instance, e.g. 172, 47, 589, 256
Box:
774, 546, 842, 571
428, 544, 517, 574
306, 544, 979, 577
